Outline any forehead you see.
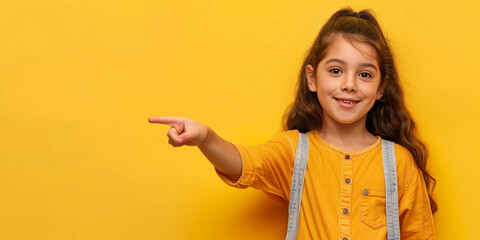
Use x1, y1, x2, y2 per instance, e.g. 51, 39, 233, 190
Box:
321, 34, 379, 67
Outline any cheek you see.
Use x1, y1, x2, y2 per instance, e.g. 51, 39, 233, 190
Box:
367, 87, 379, 96
361, 82, 381, 97
316, 77, 336, 93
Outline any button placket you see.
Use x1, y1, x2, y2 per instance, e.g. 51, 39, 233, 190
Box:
339, 153, 353, 240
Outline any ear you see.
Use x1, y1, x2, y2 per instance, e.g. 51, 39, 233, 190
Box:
376, 88, 384, 100
376, 83, 385, 100
305, 64, 317, 92
376, 77, 387, 100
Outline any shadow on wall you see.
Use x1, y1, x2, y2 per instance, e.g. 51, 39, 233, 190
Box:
234, 194, 288, 237
190, 190, 288, 239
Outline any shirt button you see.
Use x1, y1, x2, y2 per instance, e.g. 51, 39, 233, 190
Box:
363, 189, 369, 195
343, 208, 349, 215
345, 154, 351, 160
345, 178, 351, 184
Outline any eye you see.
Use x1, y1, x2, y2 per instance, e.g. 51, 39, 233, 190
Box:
329, 68, 342, 75
359, 72, 372, 78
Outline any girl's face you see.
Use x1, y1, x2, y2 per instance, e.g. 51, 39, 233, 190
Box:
306, 34, 383, 128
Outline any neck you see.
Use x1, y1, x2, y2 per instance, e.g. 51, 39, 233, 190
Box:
318, 116, 377, 152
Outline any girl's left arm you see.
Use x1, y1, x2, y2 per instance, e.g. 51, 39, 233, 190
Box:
398, 168, 436, 240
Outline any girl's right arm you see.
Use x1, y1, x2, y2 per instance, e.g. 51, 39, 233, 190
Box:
148, 116, 242, 180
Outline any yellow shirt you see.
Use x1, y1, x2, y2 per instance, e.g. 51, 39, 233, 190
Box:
217, 130, 435, 240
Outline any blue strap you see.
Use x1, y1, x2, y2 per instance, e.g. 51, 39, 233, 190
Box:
382, 139, 401, 240
285, 133, 309, 240
286, 136, 400, 240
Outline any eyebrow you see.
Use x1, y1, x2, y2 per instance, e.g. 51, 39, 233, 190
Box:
324, 58, 378, 71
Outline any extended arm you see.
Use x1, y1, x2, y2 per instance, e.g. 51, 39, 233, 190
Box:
148, 116, 242, 180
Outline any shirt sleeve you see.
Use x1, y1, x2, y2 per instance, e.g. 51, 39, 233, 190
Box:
215, 131, 298, 203
399, 167, 436, 240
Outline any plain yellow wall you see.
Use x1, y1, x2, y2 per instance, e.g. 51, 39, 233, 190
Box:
1, 0, 479, 239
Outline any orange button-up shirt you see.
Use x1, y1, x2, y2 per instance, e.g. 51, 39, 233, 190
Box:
217, 130, 435, 239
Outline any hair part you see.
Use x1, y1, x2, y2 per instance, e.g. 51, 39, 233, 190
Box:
283, 7, 437, 213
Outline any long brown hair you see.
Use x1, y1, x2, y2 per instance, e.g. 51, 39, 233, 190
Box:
283, 7, 437, 213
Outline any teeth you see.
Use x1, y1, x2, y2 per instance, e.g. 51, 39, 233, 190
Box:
337, 99, 357, 104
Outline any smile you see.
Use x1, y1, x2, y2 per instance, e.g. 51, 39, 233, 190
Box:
334, 97, 360, 105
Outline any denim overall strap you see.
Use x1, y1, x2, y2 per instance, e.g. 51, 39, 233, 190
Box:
382, 139, 401, 240
285, 133, 309, 240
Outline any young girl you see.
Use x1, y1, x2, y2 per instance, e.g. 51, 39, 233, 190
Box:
149, 8, 436, 240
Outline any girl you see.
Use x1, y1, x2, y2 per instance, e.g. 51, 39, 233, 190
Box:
149, 8, 436, 240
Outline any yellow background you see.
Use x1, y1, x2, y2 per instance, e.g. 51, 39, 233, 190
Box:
1, 0, 478, 239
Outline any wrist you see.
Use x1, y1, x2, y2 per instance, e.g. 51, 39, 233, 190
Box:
198, 126, 214, 149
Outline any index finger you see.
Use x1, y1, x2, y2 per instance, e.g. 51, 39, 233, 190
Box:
148, 116, 183, 126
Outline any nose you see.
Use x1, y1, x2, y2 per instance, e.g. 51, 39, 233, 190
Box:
341, 73, 358, 93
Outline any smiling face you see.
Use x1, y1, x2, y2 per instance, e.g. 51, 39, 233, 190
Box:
306, 34, 384, 128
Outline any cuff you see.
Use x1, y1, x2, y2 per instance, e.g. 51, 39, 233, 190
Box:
215, 144, 255, 189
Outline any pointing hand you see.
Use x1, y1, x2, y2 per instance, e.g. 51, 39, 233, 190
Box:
148, 117, 210, 147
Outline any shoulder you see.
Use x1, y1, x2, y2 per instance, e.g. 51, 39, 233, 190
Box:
393, 143, 416, 170
268, 129, 300, 146
394, 143, 414, 160
272, 129, 300, 139
393, 143, 420, 197
265, 130, 301, 160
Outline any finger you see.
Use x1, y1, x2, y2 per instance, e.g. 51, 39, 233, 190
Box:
167, 127, 185, 146
177, 128, 198, 146
168, 138, 183, 147
149, 116, 186, 133
148, 116, 183, 126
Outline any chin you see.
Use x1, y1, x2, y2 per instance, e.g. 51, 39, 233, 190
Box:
337, 120, 359, 125
333, 115, 365, 125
